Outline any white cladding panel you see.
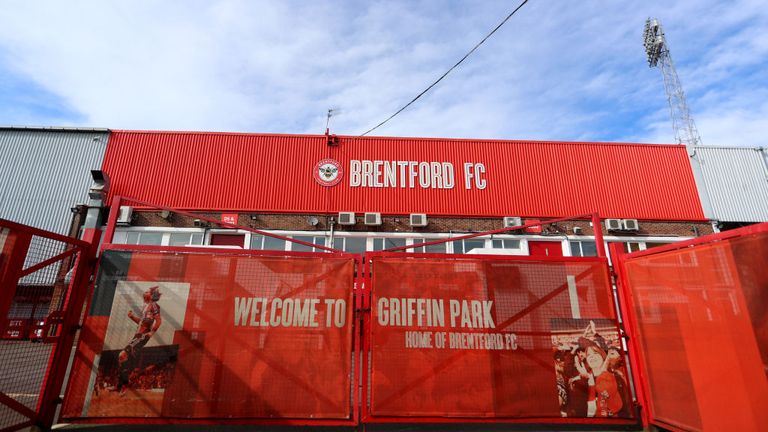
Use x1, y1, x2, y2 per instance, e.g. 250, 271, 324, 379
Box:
692, 146, 768, 222
0, 127, 109, 234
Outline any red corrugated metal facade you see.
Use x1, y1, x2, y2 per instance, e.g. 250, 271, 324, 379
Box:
102, 131, 705, 220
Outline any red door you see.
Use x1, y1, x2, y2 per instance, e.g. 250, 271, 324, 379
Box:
210, 234, 245, 248
528, 241, 563, 257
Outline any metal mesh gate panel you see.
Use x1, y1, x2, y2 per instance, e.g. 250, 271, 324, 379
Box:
62, 248, 356, 423
366, 254, 632, 422
616, 225, 768, 431
0, 219, 94, 432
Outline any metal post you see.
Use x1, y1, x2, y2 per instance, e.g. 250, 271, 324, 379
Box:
102, 195, 122, 246
608, 242, 651, 427
36, 229, 100, 429
592, 213, 606, 257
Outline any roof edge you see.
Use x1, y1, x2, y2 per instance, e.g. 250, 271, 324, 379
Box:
1, 125, 110, 133
110, 129, 684, 148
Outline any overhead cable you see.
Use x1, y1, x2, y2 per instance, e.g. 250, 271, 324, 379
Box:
359, 0, 531, 136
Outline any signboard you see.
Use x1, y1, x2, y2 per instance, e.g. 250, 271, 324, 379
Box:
369, 256, 632, 419
221, 213, 238, 225
62, 250, 354, 420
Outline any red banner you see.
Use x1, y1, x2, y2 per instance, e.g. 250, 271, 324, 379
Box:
369, 256, 631, 419
62, 250, 354, 420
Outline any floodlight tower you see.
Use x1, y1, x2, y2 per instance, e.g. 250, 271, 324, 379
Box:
643, 18, 702, 146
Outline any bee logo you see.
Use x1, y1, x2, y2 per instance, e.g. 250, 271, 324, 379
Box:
313, 159, 343, 187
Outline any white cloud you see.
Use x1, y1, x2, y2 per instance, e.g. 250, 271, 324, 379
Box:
0, 0, 765, 147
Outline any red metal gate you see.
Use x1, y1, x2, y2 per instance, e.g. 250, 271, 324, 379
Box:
612, 223, 768, 432
60, 245, 360, 426
57, 196, 360, 427
359, 215, 636, 427
55, 198, 642, 429
8, 192, 766, 431
0, 219, 97, 431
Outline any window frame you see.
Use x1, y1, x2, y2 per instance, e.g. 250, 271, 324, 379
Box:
110, 228, 694, 260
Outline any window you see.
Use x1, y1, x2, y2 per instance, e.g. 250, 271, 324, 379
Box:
115, 230, 204, 246
251, 234, 285, 250
337, 237, 367, 253
570, 240, 597, 257
291, 235, 327, 252
263, 236, 286, 251
492, 239, 521, 250
250, 235, 287, 251
606, 241, 643, 254
169, 233, 204, 246
625, 242, 642, 253
372, 238, 406, 251
124, 232, 162, 245
452, 238, 485, 254
413, 238, 447, 253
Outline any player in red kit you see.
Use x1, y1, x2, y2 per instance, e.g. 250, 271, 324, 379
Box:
116, 286, 162, 394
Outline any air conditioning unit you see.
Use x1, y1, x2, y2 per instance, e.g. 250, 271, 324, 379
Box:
503, 216, 522, 228
116, 206, 133, 225
338, 212, 356, 225
410, 214, 428, 227
364, 212, 382, 226
604, 219, 623, 231
622, 219, 640, 231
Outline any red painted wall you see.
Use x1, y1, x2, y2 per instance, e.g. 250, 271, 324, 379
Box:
102, 131, 705, 220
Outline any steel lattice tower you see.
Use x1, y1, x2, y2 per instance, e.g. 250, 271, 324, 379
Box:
644, 18, 702, 146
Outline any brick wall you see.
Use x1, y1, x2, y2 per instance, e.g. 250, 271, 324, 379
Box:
127, 210, 713, 238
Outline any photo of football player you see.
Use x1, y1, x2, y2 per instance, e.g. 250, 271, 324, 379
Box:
116, 285, 162, 394
551, 318, 631, 418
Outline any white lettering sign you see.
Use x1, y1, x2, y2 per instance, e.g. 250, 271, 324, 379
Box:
348, 160, 485, 190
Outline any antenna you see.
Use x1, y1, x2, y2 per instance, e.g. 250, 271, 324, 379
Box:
644, 18, 702, 146
325, 108, 339, 133
324, 108, 340, 146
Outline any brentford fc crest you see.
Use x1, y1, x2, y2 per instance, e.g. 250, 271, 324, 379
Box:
314, 159, 343, 187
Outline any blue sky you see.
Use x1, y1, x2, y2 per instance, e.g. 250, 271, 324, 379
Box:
0, 1, 766, 146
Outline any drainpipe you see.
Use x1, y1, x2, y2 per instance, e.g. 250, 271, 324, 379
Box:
328, 216, 336, 249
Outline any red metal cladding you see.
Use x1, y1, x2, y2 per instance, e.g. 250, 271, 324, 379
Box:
102, 131, 706, 220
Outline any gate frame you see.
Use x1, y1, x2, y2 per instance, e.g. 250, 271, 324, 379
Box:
0, 218, 99, 432
75, 198, 650, 428
610, 222, 768, 432
361, 251, 638, 427
359, 214, 639, 427
62, 195, 363, 427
